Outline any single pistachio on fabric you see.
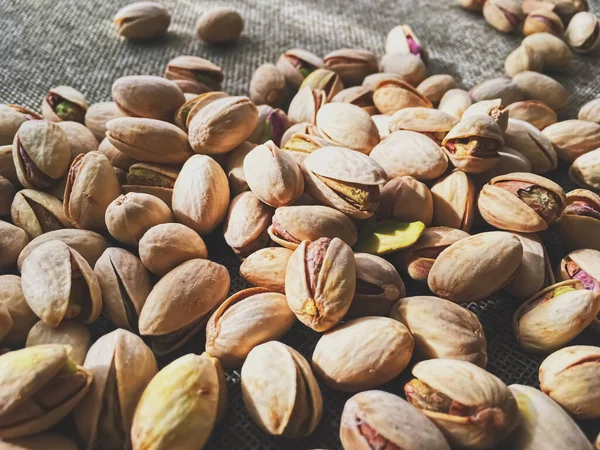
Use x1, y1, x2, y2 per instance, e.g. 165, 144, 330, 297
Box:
431, 170, 476, 232
504, 44, 544, 77
0, 176, 15, 216
558, 248, 600, 291
131, 352, 226, 450
542, 119, 600, 162
372, 78, 433, 115
371, 114, 391, 140
539, 345, 600, 419
84, 102, 126, 142
385, 24, 428, 61
246, 105, 289, 147
504, 100, 557, 130
554, 190, 600, 251
565, 11, 599, 53
164, 55, 223, 94
113, 2, 170, 39
10, 189, 73, 239
41, 86, 87, 124
579, 98, 600, 125
312, 316, 414, 392
285, 237, 356, 331
377, 176, 432, 226
389, 107, 458, 144
97, 137, 138, 171
302, 146, 387, 219
124, 162, 179, 207
504, 384, 594, 450
362, 72, 404, 91
470, 78, 524, 106
417, 75, 458, 105
0, 345, 93, 439
504, 118, 557, 173
514, 280, 600, 353
462, 99, 509, 132
0, 275, 36, 346
323, 48, 378, 87
512, 71, 567, 110
276, 48, 324, 88
354, 220, 425, 255
379, 53, 427, 87
26, 321, 90, 366
395, 226, 470, 282
331, 86, 377, 115
223, 191, 273, 257
569, 148, 600, 191
458, 0, 486, 11
404, 359, 519, 449
174, 91, 229, 132
241, 341, 322, 437
250, 63, 286, 107
138, 259, 230, 355
428, 231, 523, 303
112, 75, 184, 121
57, 121, 98, 158
522, 32, 572, 70
438, 88, 473, 119
316, 103, 379, 154
288, 86, 327, 125
340, 390, 451, 450
483, 0, 524, 32
0, 104, 42, 146
300, 68, 344, 102
504, 233, 554, 299
524, 8, 565, 36
0, 144, 19, 185
0, 221, 28, 272
0, 433, 79, 450
239, 247, 292, 293
195, 7, 243, 43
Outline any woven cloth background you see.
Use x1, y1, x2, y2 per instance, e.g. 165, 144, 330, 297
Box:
1, 0, 600, 448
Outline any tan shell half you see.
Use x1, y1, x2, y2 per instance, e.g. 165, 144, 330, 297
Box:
315, 103, 379, 154
373, 79, 432, 115
10, 189, 73, 239
504, 119, 557, 173
569, 148, 600, 191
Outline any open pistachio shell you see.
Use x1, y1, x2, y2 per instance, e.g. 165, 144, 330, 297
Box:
239, 247, 292, 293
504, 119, 557, 173
379, 53, 427, 87
223, 141, 256, 195
0, 105, 41, 147
504, 233, 554, 299
354, 220, 425, 255
565, 11, 600, 53
578, 98, 600, 125
389, 107, 458, 144
25, 321, 90, 366
324, 48, 378, 87
288, 87, 327, 125
300, 68, 344, 102
483, 0, 524, 33
523, 8, 564, 37
438, 89, 473, 119
41, 86, 87, 124
331, 86, 377, 115
250, 63, 286, 107
417, 75, 457, 105
462, 99, 508, 132
223, 191, 273, 257
522, 32, 572, 70
430, 170, 476, 232
276, 48, 324, 88
174, 91, 229, 132
164, 55, 223, 93
11, 189, 73, 239
504, 44, 544, 78
113, 2, 170, 39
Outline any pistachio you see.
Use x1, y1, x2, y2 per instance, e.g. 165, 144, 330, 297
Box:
250, 63, 286, 107
362, 72, 404, 91
138, 259, 230, 355
131, 353, 226, 450
282, 132, 332, 164
124, 162, 178, 207
84, 102, 126, 142
0, 105, 41, 146
389, 107, 458, 144
371, 114, 391, 140
288, 86, 327, 124
504, 100, 557, 130
470, 78, 524, 106
286, 237, 355, 331
522, 0, 588, 22
504, 119, 557, 173
0, 433, 78, 450
376, 176, 432, 226
0, 176, 15, 217
483, 0, 524, 33
41, 86, 87, 124
463, 99, 509, 132
579, 98, 600, 124
504, 44, 544, 77
239, 247, 292, 293
459, 0, 486, 10
354, 220, 425, 255
512, 71, 567, 111
276, 48, 324, 88
331, 86, 377, 115
223, 191, 273, 257
247, 105, 289, 147
195, 7, 243, 43
241, 341, 322, 437
340, 390, 451, 450
524, 8, 565, 36
298, 68, 343, 102
57, 121, 98, 158
522, 32, 572, 70
174, 91, 229, 132
26, 321, 90, 366
569, 148, 600, 190
11, 189, 73, 239
417, 75, 458, 105
98, 137, 138, 171
431, 170, 476, 231
379, 53, 427, 87
385, 25, 427, 61
429, 231, 523, 303
542, 119, 600, 162
514, 280, 600, 352
312, 316, 414, 391
315, 103, 379, 154
0, 345, 93, 439
558, 248, 600, 290
373, 79, 433, 115
113, 2, 170, 39
405, 359, 519, 449
0, 144, 19, 185
438, 88, 473, 119
164, 55, 223, 94
323, 48, 378, 87
112, 76, 184, 121
0, 275, 37, 346
565, 11, 599, 53
554, 190, 600, 251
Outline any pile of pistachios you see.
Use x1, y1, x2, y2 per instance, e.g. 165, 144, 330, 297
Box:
0, 0, 600, 449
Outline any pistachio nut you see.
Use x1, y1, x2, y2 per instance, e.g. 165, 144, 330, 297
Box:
0, 176, 15, 217
239, 247, 292, 293
483, 0, 524, 33
98, 137, 138, 171
285, 237, 355, 331
543, 119, 600, 162
372, 78, 433, 115
331, 86, 377, 116
371, 131, 448, 181
504, 384, 594, 450
0, 345, 92, 439
504, 118, 557, 173
196, 6, 243, 42
131, 353, 226, 450
417, 74, 458, 105
250, 63, 286, 107
522, 32, 572, 70
164, 55, 223, 94
348, 253, 405, 317
10, 189, 72, 239
428, 231, 523, 303
282, 132, 332, 164
25, 321, 90, 366
113, 1, 170, 39
558, 248, 600, 290
302, 146, 387, 219
241, 341, 322, 437
276, 48, 324, 88
340, 390, 451, 450
41, 86, 87, 124
138, 259, 230, 355
385, 24, 427, 61
172, 154, 230, 235
206, 287, 295, 368
504, 100, 557, 130
430, 170, 476, 231
139, 222, 207, 276
112, 75, 184, 121
0, 145, 19, 185
0, 433, 78, 450
470, 78, 524, 106
371, 114, 391, 140
512, 71, 568, 111
124, 162, 178, 207
0, 275, 37, 346
323, 48, 378, 87
222, 142, 254, 195
514, 280, 600, 352
478, 172, 566, 232
376, 176, 433, 226
0, 105, 41, 146
354, 220, 425, 255
579, 98, 600, 124
57, 121, 98, 158
223, 191, 273, 257
247, 105, 289, 147
522, 0, 588, 22
504, 44, 544, 77
362, 72, 404, 91
569, 148, 600, 190
379, 53, 427, 87
395, 226, 470, 282
12, 120, 70, 190
300, 68, 344, 102
174, 91, 229, 132
389, 107, 458, 144
316, 103, 379, 154
524, 8, 565, 36
539, 345, 600, 419
84, 102, 126, 142
565, 11, 599, 53
554, 190, 600, 252
404, 359, 519, 449
288, 86, 327, 124
438, 88, 473, 119
459, 0, 486, 10
462, 99, 509, 132
312, 316, 414, 391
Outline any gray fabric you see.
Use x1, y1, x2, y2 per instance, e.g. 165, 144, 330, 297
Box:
1, 0, 600, 448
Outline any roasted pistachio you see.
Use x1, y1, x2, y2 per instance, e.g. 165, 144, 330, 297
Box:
385, 25, 427, 61
300, 68, 344, 102
504, 100, 557, 130
331, 86, 377, 115
0, 105, 41, 146
11, 189, 72, 239
84, 102, 126, 142
579, 98, 600, 125
112, 75, 184, 121
543, 119, 600, 162
288, 86, 327, 124
247, 105, 289, 147
0, 275, 37, 346
459, 0, 486, 11
522, 0, 588, 22
512, 71, 567, 111
362, 72, 403, 91
504, 44, 544, 77
524, 8, 565, 36
522, 32, 572, 70
389, 107, 458, 144
41, 86, 87, 124
569, 148, 600, 190
438, 89, 473, 119
223, 191, 273, 257
113, 2, 170, 39
316, 103, 379, 154
57, 121, 98, 158
223, 141, 255, 195
554, 190, 600, 251
377, 176, 433, 226
505, 233, 554, 299
565, 11, 600, 53
371, 114, 391, 140
558, 248, 600, 291
373, 78, 433, 115
281, 132, 332, 164
174, 91, 229, 132
124, 162, 178, 207
483, 0, 524, 33
379, 53, 427, 87
164, 55, 223, 94
470, 78, 524, 106
0, 145, 19, 185
323, 48, 378, 87
462, 99, 509, 132
504, 118, 557, 173
250, 63, 286, 107
239, 247, 292, 293
26, 321, 90, 366
195, 7, 243, 43
417, 74, 458, 105
431, 170, 477, 232
276, 48, 324, 88
97, 137, 138, 171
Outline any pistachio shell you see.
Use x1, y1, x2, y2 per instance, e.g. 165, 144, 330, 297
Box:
504, 119, 557, 173
373, 79, 433, 115
41, 86, 87, 124
195, 7, 243, 43
376, 176, 433, 226
354, 220, 425, 255
512, 71, 568, 110
0, 105, 40, 147
522, 32, 572, 69
57, 121, 98, 158
223, 191, 273, 256
385, 25, 426, 59
483, 0, 524, 32
223, 141, 256, 195
97, 138, 138, 171
300, 69, 344, 102
504, 44, 544, 77
362, 73, 404, 91
0, 275, 37, 346
565, 11, 600, 53
0, 144, 19, 185
542, 119, 600, 162
478, 147, 534, 183
438, 89, 473, 119
459, 0, 486, 11
569, 148, 600, 190
11, 189, 73, 239
379, 53, 427, 87
323, 48, 378, 87
84, 102, 126, 141
113, 2, 170, 39
504, 233, 554, 299
276, 48, 324, 89
554, 190, 600, 252
250, 63, 286, 107
316, 103, 379, 154
389, 107, 458, 142
504, 100, 557, 130
470, 78, 524, 106
578, 98, 600, 125
462, 99, 509, 132
288, 87, 327, 125
112, 75, 184, 121
25, 321, 90, 366
523, 8, 565, 36
239, 247, 293, 293
417, 75, 458, 105
331, 86, 377, 115
371, 114, 391, 139
558, 247, 600, 287
430, 170, 476, 231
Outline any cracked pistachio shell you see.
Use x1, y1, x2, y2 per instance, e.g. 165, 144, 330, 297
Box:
390, 296, 487, 367
139, 222, 207, 276
503, 384, 594, 450
75, 329, 157, 450
579, 98, 600, 124
504, 233, 554, 299
566, 11, 600, 53
131, 353, 226, 450
11, 189, 73, 239
504, 44, 544, 77
250, 63, 286, 107
524, 8, 565, 36
41, 86, 87, 124
223, 191, 273, 257
0, 275, 36, 346
63, 151, 121, 232
417, 75, 457, 105
288, 87, 327, 125
276, 48, 324, 88
438, 89, 473, 119
379, 53, 427, 87
98, 138, 138, 171
323, 48, 378, 87
340, 390, 451, 450
195, 7, 243, 43
21, 240, 102, 327
84, 102, 126, 142
172, 155, 230, 235
512, 71, 568, 110
243, 140, 304, 207
462, 99, 509, 132
514, 280, 600, 352
282, 132, 331, 164
0, 345, 93, 439
558, 248, 600, 288
389, 107, 458, 143
12, 120, 70, 190
316, 103, 379, 154
478, 172, 566, 232
543, 119, 600, 162
0, 145, 19, 186
0, 433, 78, 450
431, 170, 476, 231
331, 87, 377, 116
57, 121, 98, 158
312, 316, 414, 392
470, 78, 524, 106
224, 141, 256, 195
371, 131, 447, 181
376, 176, 432, 226
112, 76, 183, 121
569, 148, 600, 190
406, 359, 519, 449
281, 122, 319, 148
94, 247, 151, 331
242, 342, 322, 437
373, 79, 433, 115
539, 345, 600, 418
239, 247, 293, 293
164, 55, 223, 92
113, 1, 170, 39
286, 238, 356, 331
206, 287, 295, 368
188, 96, 258, 154
300, 69, 344, 102
554, 190, 600, 251
504, 119, 557, 172
302, 146, 387, 219
138, 259, 230, 355
348, 253, 405, 317
483, 0, 524, 33
504, 100, 557, 130
0, 105, 41, 147
25, 321, 90, 366
522, 32, 572, 69
428, 231, 523, 303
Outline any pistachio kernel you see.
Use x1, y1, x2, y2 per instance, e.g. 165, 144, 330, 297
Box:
444, 137, 499, 158
404, 379, 478, 417
285, 54, 319, 79
564, 258, 599, 291
127, 166, 176, 188
315, 174, 380, 213
494, 180, 561, 223
46, 93, 85, 123
563, 198, 600, 220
